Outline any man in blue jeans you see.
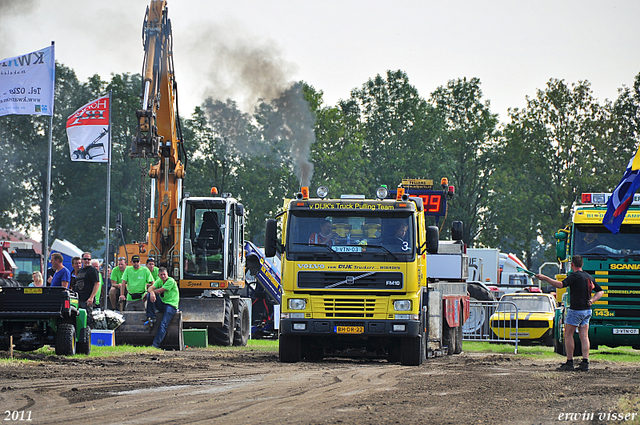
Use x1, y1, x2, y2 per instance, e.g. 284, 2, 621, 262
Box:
537, 255, 604, 371
146, 267, 180, 348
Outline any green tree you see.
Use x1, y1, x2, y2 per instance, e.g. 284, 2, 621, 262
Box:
484, 79, 612, 267
349, 70, 436, 189
428, 77, 499, 244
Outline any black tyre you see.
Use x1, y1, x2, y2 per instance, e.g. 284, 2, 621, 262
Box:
401, 328, 424, 366
464, 282, 496, 337
554, 336, 565, 355
279, 334, 301, 363
303, 344, 324, 362
77, 326, 91, 355
233, 299, 250, 347
454, 305, 464, 354
209, 298, 235, 346
387, 341, 401, 363
55, 323, 76, 356
442, 319, 456, 355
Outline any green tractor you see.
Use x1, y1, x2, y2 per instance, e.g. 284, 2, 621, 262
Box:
0, 286, 91, 356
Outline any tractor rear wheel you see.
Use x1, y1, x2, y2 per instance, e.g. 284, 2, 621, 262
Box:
55, 323, 76, 356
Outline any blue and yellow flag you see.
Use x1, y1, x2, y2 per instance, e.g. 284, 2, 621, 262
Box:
603, 146, 640, 233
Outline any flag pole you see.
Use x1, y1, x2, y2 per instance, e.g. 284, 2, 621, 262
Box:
103, 90, 112, 308
43, 40, 55, 267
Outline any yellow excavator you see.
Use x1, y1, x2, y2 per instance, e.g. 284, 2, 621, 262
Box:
116, 0, 251, 348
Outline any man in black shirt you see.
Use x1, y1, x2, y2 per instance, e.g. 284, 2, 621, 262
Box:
537, 255, 604, 371
73, 252, 100, 326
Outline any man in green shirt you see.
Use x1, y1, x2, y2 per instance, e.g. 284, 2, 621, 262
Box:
146, 257, 159, 281
119, 255, 154, 311
109, 257, 127, 310
146, 266, 180, 348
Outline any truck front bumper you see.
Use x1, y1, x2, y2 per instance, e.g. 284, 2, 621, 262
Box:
280, 318, 421, 337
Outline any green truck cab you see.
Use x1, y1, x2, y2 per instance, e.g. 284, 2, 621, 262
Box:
554, 192, 640, 353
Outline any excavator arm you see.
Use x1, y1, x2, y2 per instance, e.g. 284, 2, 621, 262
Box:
130, 0, 186, 274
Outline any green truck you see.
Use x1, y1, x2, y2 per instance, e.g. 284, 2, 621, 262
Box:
553, 192, 640, 354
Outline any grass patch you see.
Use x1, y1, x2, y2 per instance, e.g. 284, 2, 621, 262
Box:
198, 339, 278, 353
463, 341, 640, 363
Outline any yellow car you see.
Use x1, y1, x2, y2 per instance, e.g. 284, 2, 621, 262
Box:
489, 293, 557, 345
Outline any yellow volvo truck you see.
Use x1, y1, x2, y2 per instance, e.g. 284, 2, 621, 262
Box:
265, 183, 469, 366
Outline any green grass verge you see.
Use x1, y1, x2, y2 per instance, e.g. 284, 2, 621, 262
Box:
463, 341, 640, 363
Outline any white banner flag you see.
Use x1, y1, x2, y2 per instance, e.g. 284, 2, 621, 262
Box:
0, 45, 55, 117
66, 94, 110, 162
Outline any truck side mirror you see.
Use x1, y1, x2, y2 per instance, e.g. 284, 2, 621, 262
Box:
451, 221, 463, 241
555, 231, 568, 261
427, 226, 439, 254
235, 203, 244, 217
264, 219, 278, 258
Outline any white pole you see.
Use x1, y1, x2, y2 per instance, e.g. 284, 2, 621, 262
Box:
103, 90, 113, 308
43, 41, 55, 268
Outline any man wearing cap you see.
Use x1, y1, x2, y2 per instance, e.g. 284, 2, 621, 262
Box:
145, 257, 159, 282
119, 255, 154, 311
73, 252, 101, 325
109, 257, 128, 310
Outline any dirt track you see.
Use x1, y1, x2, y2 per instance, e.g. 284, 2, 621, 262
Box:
1, 348, 639, 424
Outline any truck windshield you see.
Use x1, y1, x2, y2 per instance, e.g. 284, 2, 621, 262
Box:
574, 224, 640, 258
286, 212, 414, 261
182, 201, 225, 278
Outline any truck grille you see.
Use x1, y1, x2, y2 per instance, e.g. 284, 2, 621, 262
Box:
297, 271, 403, 290
311, 297, 387, 319
491, 320, 550, 328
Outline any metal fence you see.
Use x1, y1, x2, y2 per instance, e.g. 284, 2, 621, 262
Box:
462, 300, 519, 354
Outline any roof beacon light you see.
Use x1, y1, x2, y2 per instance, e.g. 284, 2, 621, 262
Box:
581, 193, 591, 204
317, 186, 329, 199
441, 177, 449, 189
396, 187, 405, 201
301, 186, 309, 200
211, 187, 218, 195
376, 186, 388, 199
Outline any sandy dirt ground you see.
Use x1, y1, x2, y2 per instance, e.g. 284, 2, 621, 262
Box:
1, 348, 639, 425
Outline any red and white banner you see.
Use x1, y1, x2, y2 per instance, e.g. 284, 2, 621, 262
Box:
66, 94, 110, 162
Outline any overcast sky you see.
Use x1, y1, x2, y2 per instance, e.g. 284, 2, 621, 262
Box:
1, 0, 639, 121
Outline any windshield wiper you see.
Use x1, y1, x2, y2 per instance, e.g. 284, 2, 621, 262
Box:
364, 244, 399, 261
326, 272, 375, 289
291, 243, 344, 259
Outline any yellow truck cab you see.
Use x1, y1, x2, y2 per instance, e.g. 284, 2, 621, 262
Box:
265, 183, 469, 366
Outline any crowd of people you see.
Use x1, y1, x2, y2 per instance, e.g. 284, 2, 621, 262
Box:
39, 253, 179, 348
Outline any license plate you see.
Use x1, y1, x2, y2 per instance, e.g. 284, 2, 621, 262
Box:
335, 326, 364, 334
24, 288, 43, 294
613, 328, 639, 335
510, 331, 530, 337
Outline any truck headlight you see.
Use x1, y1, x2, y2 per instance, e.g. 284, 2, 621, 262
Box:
288, 299, 307, 310
394, 300, 411, 311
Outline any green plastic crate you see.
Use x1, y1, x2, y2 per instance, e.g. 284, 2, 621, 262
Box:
183, 329, 208, 348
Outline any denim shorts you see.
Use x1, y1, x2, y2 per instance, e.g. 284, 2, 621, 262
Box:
566, 308, 592, 327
